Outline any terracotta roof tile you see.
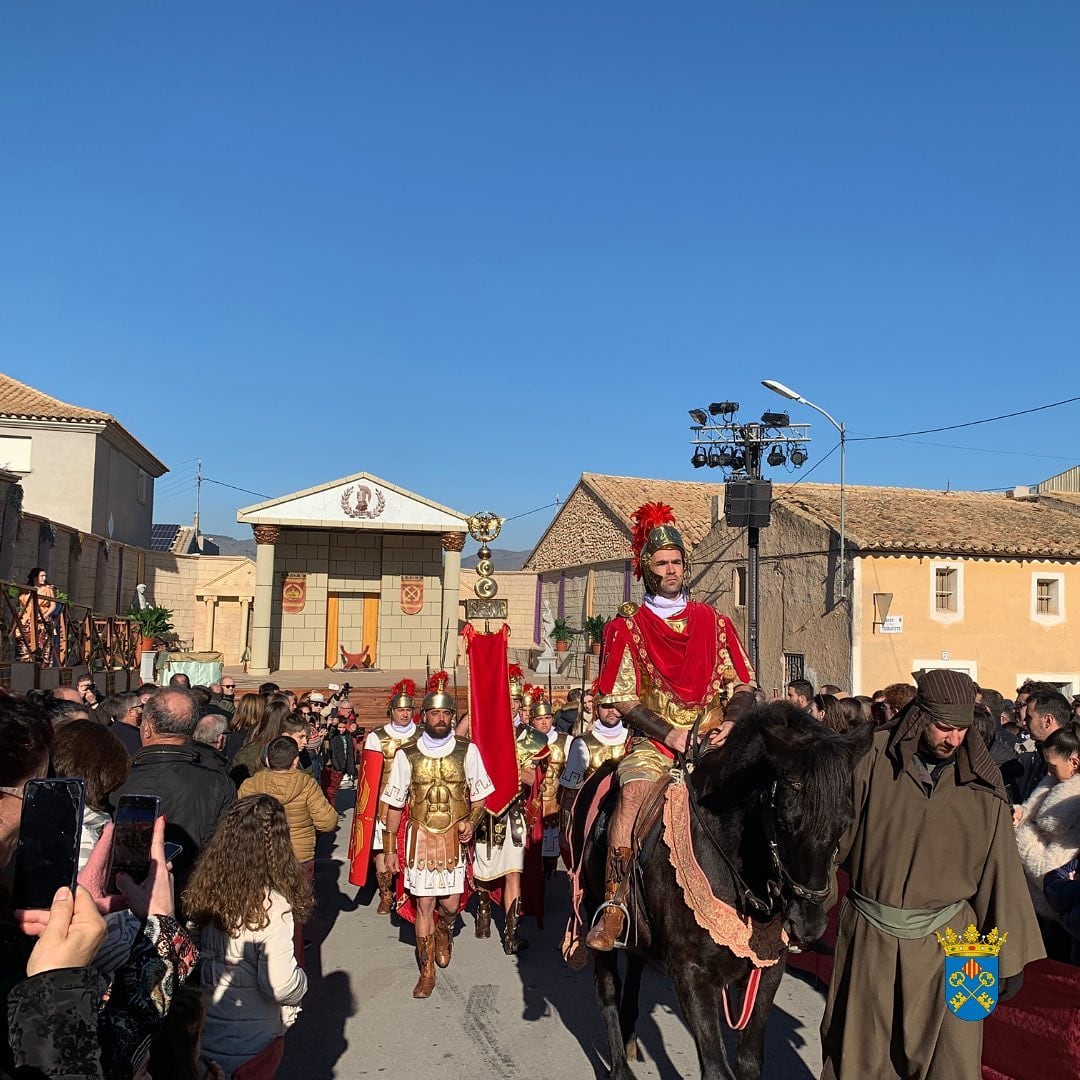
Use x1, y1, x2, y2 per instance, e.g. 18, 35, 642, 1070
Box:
0, 374, 112, 423
579, 472, 1080, 560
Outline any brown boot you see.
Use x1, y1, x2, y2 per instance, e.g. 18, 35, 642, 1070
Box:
433, 909, 455, 969
412, 935, 436, 999
585, 846, 632, 952
474, 888, 492, 938
376, 871, 394, 915
503, 897, 528, 955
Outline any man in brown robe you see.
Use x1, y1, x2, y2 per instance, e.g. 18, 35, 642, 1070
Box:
820, 668, 1044, 1080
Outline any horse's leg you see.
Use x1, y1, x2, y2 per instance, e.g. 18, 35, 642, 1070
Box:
670, 962, 736, 1080
732, 958, 785, 1080
594, 950, 636, 1080
619, 951, 644, 1062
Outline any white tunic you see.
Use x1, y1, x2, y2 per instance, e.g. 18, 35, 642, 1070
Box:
381, 733, 494, 896
365, 721, 417, 847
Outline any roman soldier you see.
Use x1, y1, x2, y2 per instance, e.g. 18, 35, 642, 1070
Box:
528, 687, 572, 878
584, 501, 752, 953
362, 679, 418, 914
382, 675, 494, 999
472, 667, 550, 955
559, 689, 631, 794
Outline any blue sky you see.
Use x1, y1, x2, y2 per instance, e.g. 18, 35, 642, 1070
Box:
2, 3, 1078, 552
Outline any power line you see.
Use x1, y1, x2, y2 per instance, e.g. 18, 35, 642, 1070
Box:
850, 393, 1080, 442
203, 477, 272, 500
868, 437, 1076, 462
502, 498, 560, 524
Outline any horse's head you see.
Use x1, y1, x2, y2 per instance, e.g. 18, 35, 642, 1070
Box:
755, 703, 873, 945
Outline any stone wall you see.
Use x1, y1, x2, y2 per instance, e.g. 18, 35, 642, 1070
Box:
526, 482, 629, 572
267, 528, 445, 671
458, 568, 540, 665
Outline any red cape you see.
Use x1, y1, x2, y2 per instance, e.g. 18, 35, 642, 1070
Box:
597, 601, 752, 705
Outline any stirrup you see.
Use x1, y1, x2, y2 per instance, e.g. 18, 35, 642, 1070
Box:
588, 899, 630, 949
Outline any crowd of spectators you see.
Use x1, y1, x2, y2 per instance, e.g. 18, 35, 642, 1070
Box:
0, 674, 356, 1079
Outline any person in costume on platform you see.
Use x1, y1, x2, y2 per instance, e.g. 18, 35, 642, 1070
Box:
529, 687, 572, 879
359, 679, 418, 915
585, 502, 752, 952
473, 667, 550, 955
819, 669, 1044, 1080
381, 675, 494, 999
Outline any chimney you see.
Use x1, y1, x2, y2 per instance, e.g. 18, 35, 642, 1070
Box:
1007, 486, 1037, 501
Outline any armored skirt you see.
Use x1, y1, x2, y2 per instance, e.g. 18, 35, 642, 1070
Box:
472, 805, 528, 881
381, 734, 495, 897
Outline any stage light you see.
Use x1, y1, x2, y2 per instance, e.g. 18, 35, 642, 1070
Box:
790, 447, 808, 466
709, 401, 740, 416
761, 411, 790, 428
767, 445, 786, 467
707, 447, 723, 467
691, 447, 708, 468
689, 409, 709, 426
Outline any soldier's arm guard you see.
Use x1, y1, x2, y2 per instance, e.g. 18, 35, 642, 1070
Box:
382, 829, 397, 855
624, 702, 673, 743
467, 803, 487, 829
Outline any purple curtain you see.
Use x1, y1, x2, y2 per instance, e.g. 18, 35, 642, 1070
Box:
623, 561, 632, 602
558, 572, 566, 619
534, 576, 542, 643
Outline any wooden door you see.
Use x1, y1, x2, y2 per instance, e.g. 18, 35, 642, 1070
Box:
362, 594, 379, 666
325, 594, 339, 669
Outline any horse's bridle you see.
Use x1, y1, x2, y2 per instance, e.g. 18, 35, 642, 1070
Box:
681, 717, 832, 918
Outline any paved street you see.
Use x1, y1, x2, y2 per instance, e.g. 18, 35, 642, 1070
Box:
281, 789, 826, 1080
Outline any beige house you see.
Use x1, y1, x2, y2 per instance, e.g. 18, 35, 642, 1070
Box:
0, 374, 167, 548
237, 472, 469, 675
527, 472, 1080, 699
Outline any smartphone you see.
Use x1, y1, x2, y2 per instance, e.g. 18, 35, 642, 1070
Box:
107, 794, 161, 894
11, 779, 85, 911
164, 841, 183, 863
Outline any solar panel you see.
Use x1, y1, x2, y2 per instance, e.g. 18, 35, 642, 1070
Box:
149, 524, 180, 552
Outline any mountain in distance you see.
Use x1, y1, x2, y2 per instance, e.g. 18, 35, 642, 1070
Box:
462, 548, 532, 571
205, 534, 257, 559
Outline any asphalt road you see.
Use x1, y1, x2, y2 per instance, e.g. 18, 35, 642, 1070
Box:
281, 790, 827, 1080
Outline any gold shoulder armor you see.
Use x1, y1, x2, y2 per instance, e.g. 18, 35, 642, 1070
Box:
618, 601, 639, 618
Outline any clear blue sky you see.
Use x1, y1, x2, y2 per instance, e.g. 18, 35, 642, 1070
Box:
3, 3, 1078, 552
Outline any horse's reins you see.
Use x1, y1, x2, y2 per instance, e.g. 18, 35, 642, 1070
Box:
678, 719, 831, 918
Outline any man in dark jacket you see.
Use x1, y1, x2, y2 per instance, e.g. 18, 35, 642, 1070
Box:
114, 688, 235, 895
320, 721, 348, 811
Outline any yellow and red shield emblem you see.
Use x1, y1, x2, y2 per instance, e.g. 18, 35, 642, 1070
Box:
282, 573, 307, 614
401, 575, 424, 615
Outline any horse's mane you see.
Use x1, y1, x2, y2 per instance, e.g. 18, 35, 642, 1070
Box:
693, 703, 864, 843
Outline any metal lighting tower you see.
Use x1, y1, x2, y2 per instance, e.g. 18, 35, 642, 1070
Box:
689, 404, 811, 678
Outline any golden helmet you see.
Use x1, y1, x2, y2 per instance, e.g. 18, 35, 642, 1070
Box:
422, 671, 455, 713
386, 678, 417, 715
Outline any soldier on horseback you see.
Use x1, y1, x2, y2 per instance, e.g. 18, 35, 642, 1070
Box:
584, 501, 752, 953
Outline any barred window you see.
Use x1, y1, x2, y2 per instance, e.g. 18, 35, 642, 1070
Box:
784, 652, 805, 683
934, 567, 958, 613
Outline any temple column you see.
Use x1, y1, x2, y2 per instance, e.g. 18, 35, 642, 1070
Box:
250, 526, 280, 676
440, 532, 466, 669
204, 596, 217, 651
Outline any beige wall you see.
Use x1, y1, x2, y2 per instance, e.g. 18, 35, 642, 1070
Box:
856, 553, 1080, 696
458, 568, 540, 665
0, 422, 97, 535
693, 508, 851, 695
266, 528, 446, 671
91, 434, 155, 547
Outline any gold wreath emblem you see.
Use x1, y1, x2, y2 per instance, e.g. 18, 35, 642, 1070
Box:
467, 511, 503, 544
341, 484, 386, 520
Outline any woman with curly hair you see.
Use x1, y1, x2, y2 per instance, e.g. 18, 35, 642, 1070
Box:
184, 794, 313, 1076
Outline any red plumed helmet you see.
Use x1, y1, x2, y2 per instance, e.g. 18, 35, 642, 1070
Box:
427, 670, 449, 693
630, 501, 677, 578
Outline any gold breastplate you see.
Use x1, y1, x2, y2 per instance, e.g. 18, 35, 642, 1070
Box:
583, 730, 629, 776
404, 740, 470, 834
377, 727, 416, 792
539, 736, 568, 816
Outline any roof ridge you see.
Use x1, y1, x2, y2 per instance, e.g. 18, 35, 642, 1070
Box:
0, 373, 114, 422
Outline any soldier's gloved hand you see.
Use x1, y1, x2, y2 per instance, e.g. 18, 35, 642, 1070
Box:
998, 972, 1024, 1002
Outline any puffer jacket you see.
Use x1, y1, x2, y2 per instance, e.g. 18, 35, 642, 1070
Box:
1015, 773, 1080, 917
238, 769, 338, 863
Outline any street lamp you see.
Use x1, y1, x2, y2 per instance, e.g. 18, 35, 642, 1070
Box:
762, 380, 847, 603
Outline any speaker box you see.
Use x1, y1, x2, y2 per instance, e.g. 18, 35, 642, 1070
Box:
725, 479, 773, 528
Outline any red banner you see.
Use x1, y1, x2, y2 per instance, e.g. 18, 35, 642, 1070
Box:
348, 748, 385, 887
462, 623, 519, 816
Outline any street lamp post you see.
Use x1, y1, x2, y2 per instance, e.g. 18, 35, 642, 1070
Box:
761, 380, 847, 602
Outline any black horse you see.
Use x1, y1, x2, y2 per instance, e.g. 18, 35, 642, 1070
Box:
575, 702, 873, 1080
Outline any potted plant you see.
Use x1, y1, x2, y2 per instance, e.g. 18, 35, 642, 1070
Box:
551, 617, 575, 653
128, 604, 174, 659
583, 614, 607, 655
